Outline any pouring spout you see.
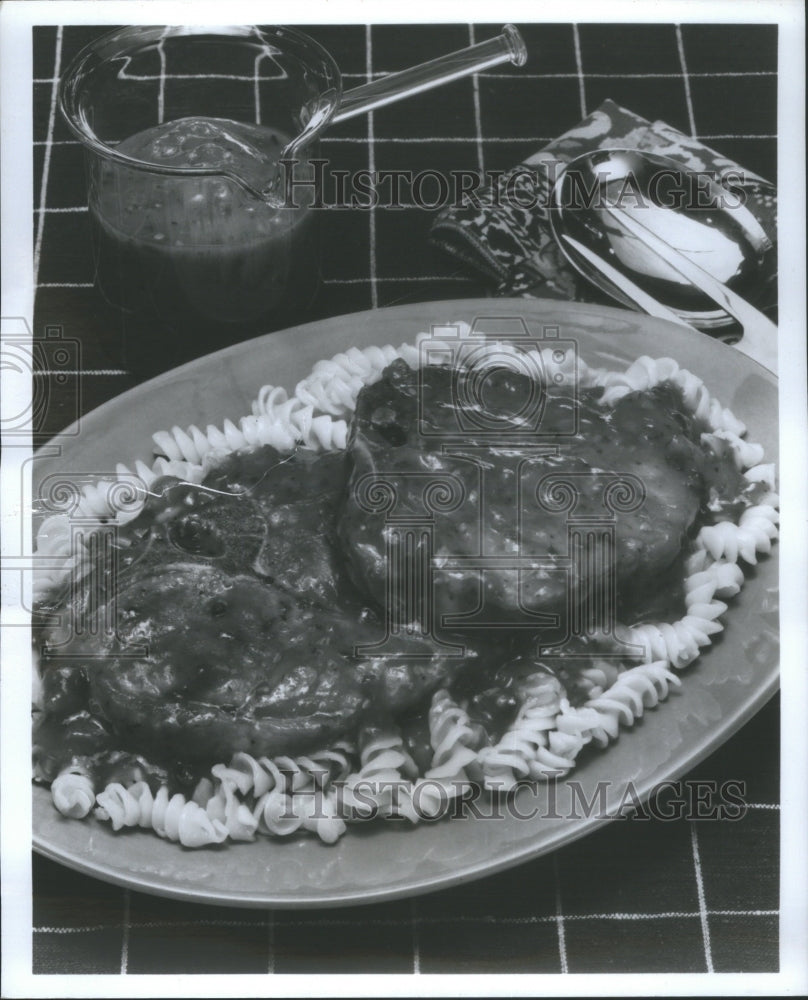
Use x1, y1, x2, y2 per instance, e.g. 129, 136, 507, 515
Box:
332, 24, 527, 125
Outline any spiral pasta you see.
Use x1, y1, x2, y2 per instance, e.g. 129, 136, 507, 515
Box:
33, 343, 778, 846
340, 726, 418, 822
35, 513, 73, 557
744, 463, 777, 490
204, 774, 260, 842
258, 777, 344, 844
154, 416, 298, 466
626, 532, 767, 668
294, 346, 398, 417
32, 512, 83, 599
698, 500, 779, 564
202, 747, 354, 844
582, 661, 681, 747
428, 689, 485, 771
248, 385, 351, 451
574, 660, 623, 700
477, 673, 568, 790
597, 356, 749, 440
596, 354, 677, 406
397, 691, 484, 821
94, 782, 229, 848
51, 765, 95, 820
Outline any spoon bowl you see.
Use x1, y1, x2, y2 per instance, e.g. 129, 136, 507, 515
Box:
549, 148, 776, 330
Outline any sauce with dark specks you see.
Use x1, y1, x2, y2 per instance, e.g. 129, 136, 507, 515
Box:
90, 118, 319, 329
34, 365, 754, 787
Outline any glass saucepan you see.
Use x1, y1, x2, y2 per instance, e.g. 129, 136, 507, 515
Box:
59, 24, 527, 335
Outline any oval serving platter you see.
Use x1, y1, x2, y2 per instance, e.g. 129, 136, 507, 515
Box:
32, 298, 779, 908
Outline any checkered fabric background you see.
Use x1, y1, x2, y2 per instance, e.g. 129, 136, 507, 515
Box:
32, 23, 779, 976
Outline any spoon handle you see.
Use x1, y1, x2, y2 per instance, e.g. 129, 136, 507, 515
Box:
601, 205, 778, 375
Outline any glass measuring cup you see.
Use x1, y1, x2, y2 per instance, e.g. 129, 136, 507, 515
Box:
59, 24, 527, 335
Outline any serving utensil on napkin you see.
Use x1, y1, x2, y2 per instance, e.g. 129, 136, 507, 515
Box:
560, 219, 777, 373
430, 100, 778, 348
598, 204, 777, 372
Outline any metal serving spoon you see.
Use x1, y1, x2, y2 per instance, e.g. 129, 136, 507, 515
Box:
548, 148, 778, 369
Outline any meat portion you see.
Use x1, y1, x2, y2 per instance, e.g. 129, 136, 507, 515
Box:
34, 362, 729, 780
82, 564, 456, 763
37, 447, 464, 769
338, 361, 706, 633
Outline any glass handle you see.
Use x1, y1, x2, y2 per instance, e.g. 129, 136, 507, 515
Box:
332, 24, 527, 124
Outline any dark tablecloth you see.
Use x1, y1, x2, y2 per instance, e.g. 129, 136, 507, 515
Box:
31, 21, 779, 976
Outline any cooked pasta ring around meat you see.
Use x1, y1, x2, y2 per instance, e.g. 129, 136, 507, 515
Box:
32, 335, 778, 846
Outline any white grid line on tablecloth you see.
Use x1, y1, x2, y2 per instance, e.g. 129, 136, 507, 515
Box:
34, 369, 130, 376
35, 277, 474, 289
676, 24, 697, 139
37, 280, 94, 287
33, 907, 780, 934
572, 24, 587, 118
254, 50, 264, 126
31, 23, 778, 953
322, 276, 473, 285
32, 133, 779, 147
266, 909, 275, 974
411, 897, 421, 974
553, 855, 569, 974
34, 70, 778, 86
690, 820, 715, 973
469, 25, 486, 177
157, 36, 167, 126
35, 206, 87, 213
365, 26, 379, 310
120, 889, 130, 974
33, 26, 63, 289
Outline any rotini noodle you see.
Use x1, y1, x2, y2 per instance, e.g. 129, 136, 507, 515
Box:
94, 782, 229, 847
397, 690, 483, 820
51, 765, 95, 819
204, 775, 260, 841
428, 689, 485, 772
340, 726, 417, 821
477, 673, 566, 789
701, 430, 765, 472
294, 370, 368, 418
34, 514, 73, 556
204, 748, 355, 843
583, 661, 680, 747
33, 345, 778, 845
153, 424, 215, 465
575, 660, 622, 700
284, 786, 347, 844
698, 499, 779, 564
744, 463, 776, 489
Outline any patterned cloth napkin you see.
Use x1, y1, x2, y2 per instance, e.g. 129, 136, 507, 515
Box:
430, 99, 777, 308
